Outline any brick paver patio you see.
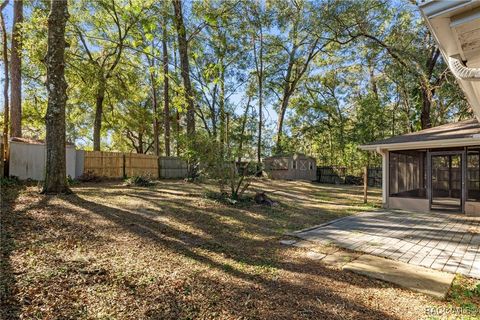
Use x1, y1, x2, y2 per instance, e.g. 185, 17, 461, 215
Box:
294, 210, 480, 279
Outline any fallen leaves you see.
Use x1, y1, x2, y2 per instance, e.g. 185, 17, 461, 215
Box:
0, 180, 469, 319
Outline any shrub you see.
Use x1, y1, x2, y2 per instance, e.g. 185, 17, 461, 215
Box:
197, 139, 258, 200
78, 171, 102, 182
124, 175, 154, 187
0, 176, 19, 186
204, 190, 253, 205
67, 175, 80, 185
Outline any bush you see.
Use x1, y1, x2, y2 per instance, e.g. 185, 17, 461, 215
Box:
78, 171, 102, 183
124, 175, 154, 187
0, 176, 19, 186
67, 175, 80, 185
345, 175, 362, 185
200, 146, 256, 200
204, 190, 252, 205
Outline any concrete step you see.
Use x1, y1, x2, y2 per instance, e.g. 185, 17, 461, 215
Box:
343, 254, 455, 299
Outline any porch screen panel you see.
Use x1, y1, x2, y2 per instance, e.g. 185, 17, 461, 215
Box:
389, 150, 426, 198
467, 149, 480, 201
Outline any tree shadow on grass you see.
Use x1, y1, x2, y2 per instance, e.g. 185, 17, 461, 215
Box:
2, 180, 432, 319
60, 192, 404, 319
0, 182, 28, 320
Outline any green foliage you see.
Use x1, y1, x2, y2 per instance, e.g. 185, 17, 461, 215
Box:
67, 175, 80, 186
78, 171, 102, 183
448, 275, 480, 313
0, 176, 19, 187
188, 131, 254, 200
124, 175, 155, 187
10, 0, 471, 176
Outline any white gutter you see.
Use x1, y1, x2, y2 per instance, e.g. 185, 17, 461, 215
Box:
418, 1, 473, 19
359, 136, 480, 152
375, 146, 385, 155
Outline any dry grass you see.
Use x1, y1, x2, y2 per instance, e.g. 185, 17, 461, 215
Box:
0, 179, 474, 319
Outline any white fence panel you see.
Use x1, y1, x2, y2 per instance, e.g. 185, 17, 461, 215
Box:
9, 141, 76, 181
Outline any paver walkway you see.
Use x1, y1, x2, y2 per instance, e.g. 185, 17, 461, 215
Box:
293, 210, 480, 279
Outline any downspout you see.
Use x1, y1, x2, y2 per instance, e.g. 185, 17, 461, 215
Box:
448, 55, 480, 121
376, 147, 388, 208
448, 55, 480, 81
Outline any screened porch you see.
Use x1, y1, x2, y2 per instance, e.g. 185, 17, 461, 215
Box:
388, 147, 480, 213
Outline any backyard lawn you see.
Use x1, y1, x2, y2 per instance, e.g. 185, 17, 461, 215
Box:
0, 179, 477, 319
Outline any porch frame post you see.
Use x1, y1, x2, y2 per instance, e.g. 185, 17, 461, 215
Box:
427, 149, 432, 209
380, 149, 388, 208
448, 155, 452, 198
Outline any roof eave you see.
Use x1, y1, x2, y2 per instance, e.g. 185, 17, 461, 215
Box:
418, 1, 473, 19
359, 136, 480, 152
418, 1, 480, 120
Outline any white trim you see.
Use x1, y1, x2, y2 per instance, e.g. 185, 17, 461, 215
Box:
419, 1, 473, 19
359, 137, 480, 152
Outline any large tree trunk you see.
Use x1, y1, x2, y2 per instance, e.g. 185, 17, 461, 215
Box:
419, 48, 440, 130
275, 46, 296, 154
42, 0, 70, 194
176, 110, 180, 156
138, 132, 144, 154
93, 78, 105, 151
162, 23, 170, 156
150, 64, 159, 156
0, 1, 9, 176
10, 0, 22, 137
420, 86, 432, 129
172, 0, 195, 138
219, 59, 225, 154
237, 97, 251, 163
368, 60, 379, 101
257, 31, 263, 165
173, 40, 181, 157
275, 95, 290, 153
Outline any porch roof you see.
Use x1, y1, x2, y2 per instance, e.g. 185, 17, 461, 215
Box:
359, 118, 480, 151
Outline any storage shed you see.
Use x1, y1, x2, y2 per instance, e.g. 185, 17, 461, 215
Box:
263, 153, 317, 181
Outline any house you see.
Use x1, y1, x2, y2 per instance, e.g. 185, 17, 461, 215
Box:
263, 153, 317, 181
360, 1, 480, 216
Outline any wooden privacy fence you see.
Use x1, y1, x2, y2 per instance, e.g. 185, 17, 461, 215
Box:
125, 153, 158, 177
83, 151, 124, 178
317, 166, 382, 187
367, 167, 382, 188
317, 166, 347, 184
80, 151, 187, 179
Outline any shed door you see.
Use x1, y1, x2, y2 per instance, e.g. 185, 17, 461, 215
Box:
299, 160, 307, 171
